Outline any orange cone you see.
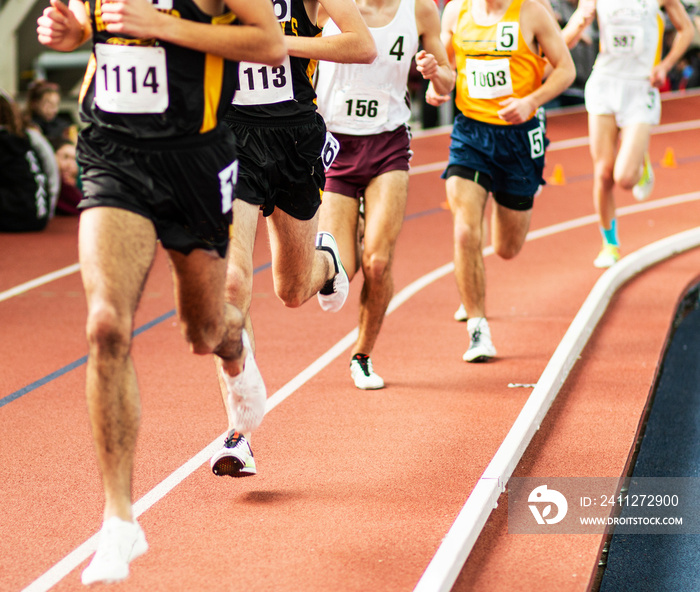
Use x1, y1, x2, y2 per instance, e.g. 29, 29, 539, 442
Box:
548, 164, 566, 185
661, 147, 677, 168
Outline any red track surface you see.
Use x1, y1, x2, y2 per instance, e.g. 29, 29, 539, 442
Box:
1, 92, 699, 592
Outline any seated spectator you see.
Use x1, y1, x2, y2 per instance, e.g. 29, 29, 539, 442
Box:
27, 124, 60, 216
0, 89, 54, 232
24, 79, 76, 143
50, 137, 83, 215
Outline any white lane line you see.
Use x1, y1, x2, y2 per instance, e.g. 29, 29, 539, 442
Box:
21, 191, 700, 592
0, 264, 80, 303
412, 226, 700, 592
3, 113, 699, 304
545, 118, 700, 151
409, 117, 700, 177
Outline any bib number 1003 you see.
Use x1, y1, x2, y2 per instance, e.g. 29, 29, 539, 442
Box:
469, 70, 507, 90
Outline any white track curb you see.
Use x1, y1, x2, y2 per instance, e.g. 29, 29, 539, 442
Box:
413, 227, 700, 592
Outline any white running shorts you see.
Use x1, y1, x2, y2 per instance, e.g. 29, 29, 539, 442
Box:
584, 72, 661, 128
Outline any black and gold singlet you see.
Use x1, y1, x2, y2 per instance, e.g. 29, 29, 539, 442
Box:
225, 0, 321, 121
78, 0, 239, 139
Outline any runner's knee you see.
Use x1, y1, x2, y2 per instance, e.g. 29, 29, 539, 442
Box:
224, 261, 253, 309
453, 218, 482, 252
275, 278, 307, 309
85, 304, 132, 359
183, 321, 223, 355
594, 161, 615, 186
494, 239, 522, 260
361, 249, 392, 283
613, 166, 638, 190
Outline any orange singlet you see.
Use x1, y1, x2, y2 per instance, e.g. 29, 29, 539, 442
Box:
452, 0, 546, 125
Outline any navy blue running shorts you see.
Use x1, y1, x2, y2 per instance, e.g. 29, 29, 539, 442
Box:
77, 124, 237, 258
442, 112, 549, 211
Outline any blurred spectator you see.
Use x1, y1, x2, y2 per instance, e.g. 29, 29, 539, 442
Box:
50, 137, 83, 215
24, 79, 76, 143
28, 124, 61, 217
549, 0, 599, 107
669, 3, 700, 90
0, 89, 56, 232
668, 49, 700, 89
657, 2, 700, 91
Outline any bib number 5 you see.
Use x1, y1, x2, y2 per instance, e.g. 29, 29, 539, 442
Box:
528, 127, 545, 159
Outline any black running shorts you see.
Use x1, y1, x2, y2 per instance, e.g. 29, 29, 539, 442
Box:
77, 124, 238, 258
225, 112, 325, 220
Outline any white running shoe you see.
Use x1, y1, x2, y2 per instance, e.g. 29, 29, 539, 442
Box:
593, 242, 621, 269
350, 354, 385, 390
316, 232, 350, 313
463, 318, 497, 363
632, 153, 655, 201
81, 517, 148, 585
222, 330, 266, 434
453, 303, 467, 322
210, 430, 256, 477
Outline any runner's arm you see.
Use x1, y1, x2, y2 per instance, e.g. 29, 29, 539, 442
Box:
415, 0, 455, 97
425, 0, 458, 106
560, 0, 596, 49
286, 0, 376, 63
651, 0, 694, 87
497, 0, 575, 123
57, 0, 286, 65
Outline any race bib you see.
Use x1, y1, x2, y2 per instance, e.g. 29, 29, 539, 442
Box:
606, 25, 644, 56
218, 160, 238, 215
466, 58, 513, 100
271, 0, 292, 21
321, 132, 340, 171
94, 44, 169, 114
330, 87, 390, 131
496, 22, 519, 52
528, 127, 545, 159
232, 55, 294, 105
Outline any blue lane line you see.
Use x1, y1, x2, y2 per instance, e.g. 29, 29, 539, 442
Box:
0, 261, 274, 410
405, 207, 446, 221
0, 356, 89, 409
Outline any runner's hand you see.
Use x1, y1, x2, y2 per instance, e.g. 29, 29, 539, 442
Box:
37, 0, 86, 50
416, 50, 439, 81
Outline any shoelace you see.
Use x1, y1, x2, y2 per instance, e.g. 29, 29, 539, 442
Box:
224, 431, 243, 449
353, 354, 372, 377
471, 328, 482, 345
